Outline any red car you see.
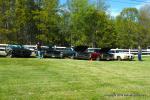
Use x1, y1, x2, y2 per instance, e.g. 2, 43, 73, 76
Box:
89, 48, 114, 61
73, 46, 113, 61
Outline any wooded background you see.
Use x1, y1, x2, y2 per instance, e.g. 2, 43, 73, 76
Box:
0, 0, 150, 48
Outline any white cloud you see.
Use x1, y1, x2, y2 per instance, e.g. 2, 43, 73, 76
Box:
110, 11, 120, 17
109, 8, 120, 17
135, 0, 150, 9
109, 0, 150, 17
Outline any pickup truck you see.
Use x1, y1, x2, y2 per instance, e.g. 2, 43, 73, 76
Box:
109, 49, 134, 60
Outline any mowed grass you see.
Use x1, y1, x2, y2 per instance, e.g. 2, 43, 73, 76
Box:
0, 57, 150, 100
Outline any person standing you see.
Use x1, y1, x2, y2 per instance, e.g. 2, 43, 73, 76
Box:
138, 46, 142, 61
36, 42, 43, 59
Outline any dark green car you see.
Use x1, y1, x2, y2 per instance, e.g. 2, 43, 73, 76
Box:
5, 44, 32, 58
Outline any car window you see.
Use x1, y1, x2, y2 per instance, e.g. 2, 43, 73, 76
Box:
88, 49, 100, 53
0, 48, 5, 51
95, 49, 100, 53
108, 50, 115, 53
116, 50, 124, 53
88, 49, 94, 53
55, 48, 65, 51
0, 45, 6, 48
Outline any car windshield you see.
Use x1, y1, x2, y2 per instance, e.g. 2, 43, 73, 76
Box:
108, 50, 115, 53
95, 49, 100, 52
88, 49, 100, 53
109, 50, 124, 53
88, 49, 94, 53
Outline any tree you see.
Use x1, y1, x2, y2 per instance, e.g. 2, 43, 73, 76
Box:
84, 8, 117, 48
0, 0, 16, 43
120, 8, 139, 22
115, 8, 140, 48
67, 0, 112, 47
139, 4, 150, 47
33, 0, 59, 44
68, 0, 90, 46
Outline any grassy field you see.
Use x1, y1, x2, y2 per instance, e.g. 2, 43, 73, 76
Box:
0, 57, 150, 100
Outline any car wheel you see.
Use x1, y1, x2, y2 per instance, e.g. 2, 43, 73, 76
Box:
117, 56, 121, 61
60, 53, 64, 59
129, 57, 133, 61
106, 57, 110, 61
7, 52, 13, 58
70, 54, 75, 59
51, 54, 55, 58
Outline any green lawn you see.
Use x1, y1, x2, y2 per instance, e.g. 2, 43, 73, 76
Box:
0, 57, 150, 100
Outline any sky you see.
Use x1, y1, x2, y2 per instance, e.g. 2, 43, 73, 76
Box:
60, 0, 150, 17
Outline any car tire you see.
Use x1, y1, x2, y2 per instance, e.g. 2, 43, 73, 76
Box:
117, 56, 121, 61
51, 54, 55, 58
106, 57, 110, 61
129, 57, 133, 61
60, 53, 64, 59
7, 52, 13, 58
70, 54, 75, 59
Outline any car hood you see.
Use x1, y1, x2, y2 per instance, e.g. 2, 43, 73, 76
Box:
100, 48, 111, 53
74, 46, 88, 52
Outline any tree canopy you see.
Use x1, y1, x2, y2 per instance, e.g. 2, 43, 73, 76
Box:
0, 0, 150, 48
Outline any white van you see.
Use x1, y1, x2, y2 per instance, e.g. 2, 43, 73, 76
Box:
0, 44, 8, 56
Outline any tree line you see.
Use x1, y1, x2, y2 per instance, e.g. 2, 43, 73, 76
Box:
0, 0, 150, 48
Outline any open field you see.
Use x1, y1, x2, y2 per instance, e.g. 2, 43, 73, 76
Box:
0, 57, 150, 100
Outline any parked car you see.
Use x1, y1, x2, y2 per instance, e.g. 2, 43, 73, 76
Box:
42, 46, 64, 58
5, 44, 32, 57
109, 49, 134, 60
61, 47, 76, 58
54, 46, 66, 52
23, 45, 36, 56
89, 48, 114, 61
0, 44, 7, 56
73, 46, 91, 60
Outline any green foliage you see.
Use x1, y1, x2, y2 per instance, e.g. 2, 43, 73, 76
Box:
84, 8, 117, 48
139, 5, 150, 47
115, 15, 138, 48
115, 6, 150, 48
120, 8, 139, 22
0, 0, 149, 48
